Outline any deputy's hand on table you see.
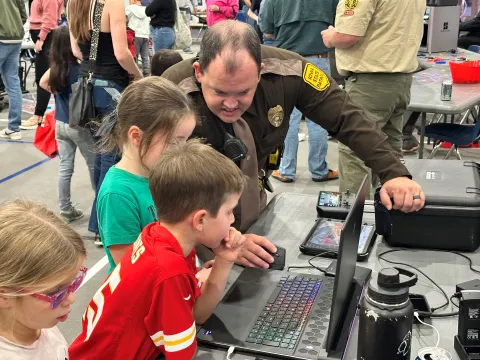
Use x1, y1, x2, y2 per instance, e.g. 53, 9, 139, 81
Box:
380, 177, 425, 213
212, 227, 246, 263
236, 233, 277, 269
34, 40, 44, 53
320, 26, 336, 48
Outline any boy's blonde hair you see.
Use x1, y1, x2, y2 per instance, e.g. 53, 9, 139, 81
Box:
0, 200, 86, 296
149, 140, 248, 224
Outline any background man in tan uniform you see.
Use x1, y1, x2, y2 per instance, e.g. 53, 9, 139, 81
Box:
321, 0, 426, 197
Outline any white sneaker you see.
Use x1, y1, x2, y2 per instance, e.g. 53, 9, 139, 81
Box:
298, 133, 306, 142
0, 128, 22, 140
94, 234, 103, 247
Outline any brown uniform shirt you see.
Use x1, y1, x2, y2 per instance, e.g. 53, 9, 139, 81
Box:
163, 46, 411, 231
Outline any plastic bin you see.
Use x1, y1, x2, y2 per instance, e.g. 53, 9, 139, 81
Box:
449, 60, 480, 84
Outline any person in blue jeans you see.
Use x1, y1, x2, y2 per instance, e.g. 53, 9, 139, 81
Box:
68, 0, 142, 245
88, 80, 125, 244
0, 0, 27, 141
274, 56, 338, 183
39, 26, 95, 222
259, 0, 339, 183
146, 0, 176, 52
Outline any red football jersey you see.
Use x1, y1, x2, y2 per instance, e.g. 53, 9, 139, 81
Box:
69, 223, 201, 360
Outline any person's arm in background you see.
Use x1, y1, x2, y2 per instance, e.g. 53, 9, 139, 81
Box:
69, 32, 83, 60
15, 0, 28, 24
109, 0, 143, 79
216, 0, 239, 19
247, 0, 259, 21
321, 0, 370, 48
34, 0, 59, 52
39, 68, 51, 92
247, 9, 258, 21
145, 0, 168, 17
244, 0, 252, 7
258, 0, 274, 38
459, 11, 480, 32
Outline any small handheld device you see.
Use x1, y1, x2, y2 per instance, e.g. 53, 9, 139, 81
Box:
409, 293, 430, 323
299, 218, 376, 261
316, 190, 356, 220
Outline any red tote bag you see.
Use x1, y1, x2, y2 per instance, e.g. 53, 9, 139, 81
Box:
34, 110, 58, 158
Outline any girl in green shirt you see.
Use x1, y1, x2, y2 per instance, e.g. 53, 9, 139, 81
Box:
96, 77, 197, 272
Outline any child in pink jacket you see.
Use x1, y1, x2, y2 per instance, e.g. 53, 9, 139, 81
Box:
206, 0, 239, 27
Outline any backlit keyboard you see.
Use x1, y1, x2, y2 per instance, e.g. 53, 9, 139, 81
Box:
245, 275, 323, 349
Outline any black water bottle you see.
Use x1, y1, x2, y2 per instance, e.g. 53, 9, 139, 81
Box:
358, 268, 418, 360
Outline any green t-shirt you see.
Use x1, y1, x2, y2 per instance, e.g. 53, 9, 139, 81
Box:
97, 167, 157, 273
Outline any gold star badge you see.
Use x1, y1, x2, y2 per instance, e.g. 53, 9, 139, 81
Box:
268, 105, 284, 127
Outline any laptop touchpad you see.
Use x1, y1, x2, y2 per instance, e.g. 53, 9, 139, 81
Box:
223, 282, 268, 308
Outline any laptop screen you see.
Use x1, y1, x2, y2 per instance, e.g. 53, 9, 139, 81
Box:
325, 176, 368, 351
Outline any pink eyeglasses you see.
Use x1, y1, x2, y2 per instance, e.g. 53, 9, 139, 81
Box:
22, 266, 88, 309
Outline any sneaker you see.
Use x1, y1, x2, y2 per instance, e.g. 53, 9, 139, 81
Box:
0, 128, 22, 140
94, 233, 103, 246
183, 47, 194, 54
402, 137, 420, 153
272, 170, 294, 183
298, 133, 306, 142
20, 116, 40, 130
60, 207, 84, 223
312, 169, 339, 182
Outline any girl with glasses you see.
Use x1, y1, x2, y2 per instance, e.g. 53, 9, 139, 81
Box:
0, 200, 87, 359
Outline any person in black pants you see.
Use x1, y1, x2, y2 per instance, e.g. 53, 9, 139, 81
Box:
459, 10, 480, 49
22, 0, 62, 129
22, 30, 53, 129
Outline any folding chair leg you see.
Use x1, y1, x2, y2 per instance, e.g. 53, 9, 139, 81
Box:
445, 146, 455, 159
428, 141, 442, 159
454, 146, 462, 160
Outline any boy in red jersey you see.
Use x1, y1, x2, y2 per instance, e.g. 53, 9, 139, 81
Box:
69, 140, 248, 360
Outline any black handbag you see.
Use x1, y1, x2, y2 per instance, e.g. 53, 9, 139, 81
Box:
68, 0, 103, 128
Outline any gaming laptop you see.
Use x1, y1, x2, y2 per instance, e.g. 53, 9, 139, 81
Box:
197, 176, 372, 359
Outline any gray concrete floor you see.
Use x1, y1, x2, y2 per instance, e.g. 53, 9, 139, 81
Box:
0, 43, 479, 344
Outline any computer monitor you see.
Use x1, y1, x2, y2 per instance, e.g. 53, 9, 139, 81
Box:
325, 176, 368, 351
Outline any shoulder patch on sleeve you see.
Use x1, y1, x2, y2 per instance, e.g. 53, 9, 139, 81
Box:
303, 63, 330, 91
345, 0, 359, 10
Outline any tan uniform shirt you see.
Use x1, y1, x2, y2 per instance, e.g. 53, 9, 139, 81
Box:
335, 0, 426, 76
163, 46, 411, 231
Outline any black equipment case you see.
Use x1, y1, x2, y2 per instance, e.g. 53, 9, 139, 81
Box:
375, 160, 480, 252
